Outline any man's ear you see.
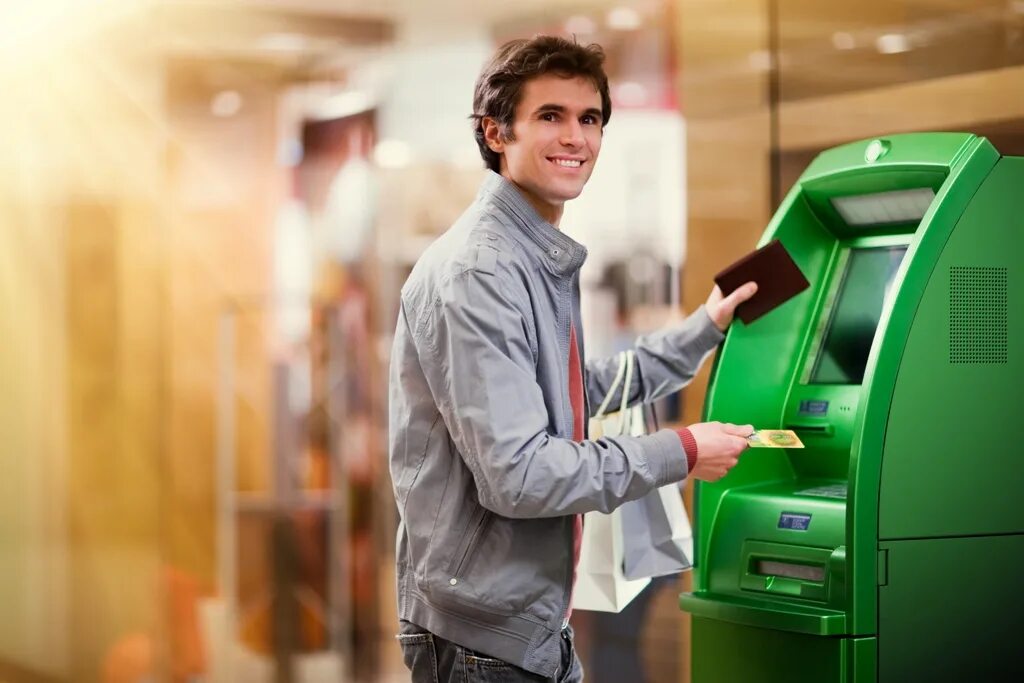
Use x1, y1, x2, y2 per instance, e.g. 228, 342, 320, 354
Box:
482, 117, 505, 154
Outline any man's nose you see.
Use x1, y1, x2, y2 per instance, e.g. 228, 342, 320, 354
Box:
560, 120, 585, 147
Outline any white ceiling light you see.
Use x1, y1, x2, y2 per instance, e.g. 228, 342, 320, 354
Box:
606, 7, 642, 31
831, 32, 856, 50
875, 33, 911, 55
373, 139, 412, 169
211, 90, 243, 118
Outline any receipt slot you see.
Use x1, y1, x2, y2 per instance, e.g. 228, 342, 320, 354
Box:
680, 133, 1023, 682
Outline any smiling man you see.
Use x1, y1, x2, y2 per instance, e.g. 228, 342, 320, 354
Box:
389, 36, 757, 682
482, 71, 603, 225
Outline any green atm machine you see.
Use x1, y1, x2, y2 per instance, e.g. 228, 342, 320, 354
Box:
680, 132, 1022, 682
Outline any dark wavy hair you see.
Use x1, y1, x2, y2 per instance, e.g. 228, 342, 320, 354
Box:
470, 36, 612, 173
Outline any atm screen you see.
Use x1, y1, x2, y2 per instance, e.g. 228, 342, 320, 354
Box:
811, 246, 908, 384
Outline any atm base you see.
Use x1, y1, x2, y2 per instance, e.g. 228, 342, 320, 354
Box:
691, 617, 875, 683
879, 533, 1024, 682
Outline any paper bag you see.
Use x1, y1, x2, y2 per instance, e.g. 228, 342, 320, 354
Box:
573, 351, 651, 612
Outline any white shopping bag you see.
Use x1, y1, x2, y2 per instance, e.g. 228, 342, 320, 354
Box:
572, 351, 651, 613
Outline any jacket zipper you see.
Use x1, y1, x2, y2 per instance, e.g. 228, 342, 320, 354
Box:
560, 274, 578, 627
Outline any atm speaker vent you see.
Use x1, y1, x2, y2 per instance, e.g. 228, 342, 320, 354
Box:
949, 266, 1007, 364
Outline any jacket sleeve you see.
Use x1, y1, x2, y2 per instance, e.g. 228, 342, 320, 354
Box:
415, 266, 688, 519
585, 307, 724, 418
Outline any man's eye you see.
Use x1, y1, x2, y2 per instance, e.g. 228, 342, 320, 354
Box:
541, 112, 558, 122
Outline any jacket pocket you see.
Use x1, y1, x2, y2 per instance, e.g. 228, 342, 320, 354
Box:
447, 506, 493, 579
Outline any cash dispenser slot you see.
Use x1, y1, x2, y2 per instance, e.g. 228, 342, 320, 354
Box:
741, 541, 836, 601
754, 560, 826, 582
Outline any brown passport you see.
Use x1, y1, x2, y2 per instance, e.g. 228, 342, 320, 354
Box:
713, 239, 810, 324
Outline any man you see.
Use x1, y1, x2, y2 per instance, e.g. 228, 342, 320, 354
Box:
388, 35, 757, 682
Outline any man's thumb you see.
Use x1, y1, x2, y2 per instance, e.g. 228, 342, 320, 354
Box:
722, 423, 754, 437
724, 282, 758, 310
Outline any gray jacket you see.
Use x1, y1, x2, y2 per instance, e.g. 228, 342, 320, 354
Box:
388, 171, 723, 676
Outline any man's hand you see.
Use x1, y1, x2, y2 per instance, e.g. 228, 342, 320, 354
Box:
687, 421, 753, 482
705, 282, 758, 331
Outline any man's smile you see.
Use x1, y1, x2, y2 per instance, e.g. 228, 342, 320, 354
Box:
548, 155, 585, 169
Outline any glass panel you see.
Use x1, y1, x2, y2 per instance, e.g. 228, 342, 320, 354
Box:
831, 188, 936, 227
811, 246, 908, 384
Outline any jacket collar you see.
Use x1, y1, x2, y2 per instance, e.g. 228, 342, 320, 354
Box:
477, 171, 588, 277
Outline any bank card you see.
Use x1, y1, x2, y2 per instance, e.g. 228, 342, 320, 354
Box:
747, 429, 805, 449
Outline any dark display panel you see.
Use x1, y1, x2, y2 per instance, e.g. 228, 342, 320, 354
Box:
811, 246, 908, 384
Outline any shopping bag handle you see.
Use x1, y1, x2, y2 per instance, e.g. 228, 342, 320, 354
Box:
593, 351, 628, 419
593, 350, 636, 435
619, 350, 634, 416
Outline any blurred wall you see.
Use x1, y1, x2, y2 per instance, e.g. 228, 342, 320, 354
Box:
0, 202, 71, 677
0, 9, 282, 679
0, 14, 168, 678
163, 58, 279, 588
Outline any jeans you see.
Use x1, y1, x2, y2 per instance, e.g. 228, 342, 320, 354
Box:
397, 620, 583, 683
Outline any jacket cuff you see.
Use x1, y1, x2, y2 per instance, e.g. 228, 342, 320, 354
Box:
676, 428, 698, 472
645, 428, 691, 485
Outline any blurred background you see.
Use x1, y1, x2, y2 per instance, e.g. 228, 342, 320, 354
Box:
1, 1, 1022, 682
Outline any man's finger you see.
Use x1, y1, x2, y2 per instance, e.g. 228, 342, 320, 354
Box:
723, 282, 758, 309
722, 423, 755, 437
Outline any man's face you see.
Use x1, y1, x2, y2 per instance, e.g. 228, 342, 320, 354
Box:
485, 74, 604, 225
